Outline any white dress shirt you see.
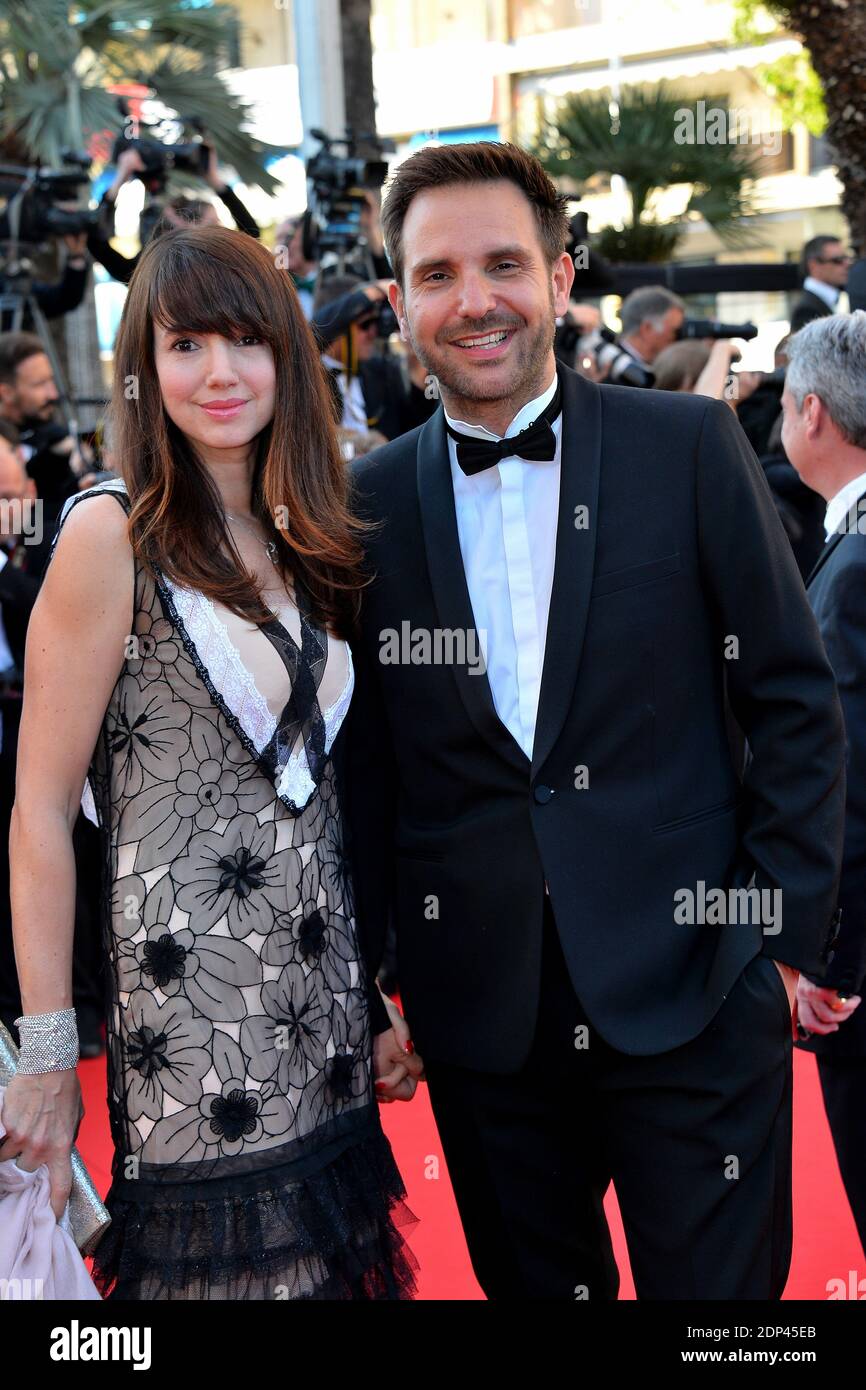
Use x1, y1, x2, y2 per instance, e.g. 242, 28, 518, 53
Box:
802, 276, 842, 312
446, 372, 561, 760
322, 353, 368, 432
823, 471, 866, 540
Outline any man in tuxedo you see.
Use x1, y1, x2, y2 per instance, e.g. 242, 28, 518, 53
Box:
781, 311, 866, 1255
344, 141, 845, 1300
790, 235, 850, 333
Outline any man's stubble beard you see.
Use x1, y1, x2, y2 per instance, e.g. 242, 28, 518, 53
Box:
406, 290, 557, 414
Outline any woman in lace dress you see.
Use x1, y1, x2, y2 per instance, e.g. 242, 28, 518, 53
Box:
0, 225, 423, 1299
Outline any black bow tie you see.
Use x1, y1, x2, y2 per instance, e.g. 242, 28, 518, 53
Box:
445, 382, 562, 476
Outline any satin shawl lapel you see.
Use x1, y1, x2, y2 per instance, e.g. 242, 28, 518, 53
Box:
531, 367, 602, 775
806, 494, 866, 587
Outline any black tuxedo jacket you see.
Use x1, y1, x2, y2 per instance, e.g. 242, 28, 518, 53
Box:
799, 500, 866, 1057
343, 366, 846, 1071
790, 289, 834, 333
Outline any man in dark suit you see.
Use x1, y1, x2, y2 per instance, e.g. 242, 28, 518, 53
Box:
790, 235, 851, 332
344, 141, 847, 1301
782, 311, 866, 1256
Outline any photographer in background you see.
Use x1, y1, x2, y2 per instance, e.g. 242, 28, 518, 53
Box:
617, 286, 686, 383
0, 332, 81, 547
312, 274, 435, 441
274, 215, 320, 319
87, 142, 260, 285
0, 231, 90, 335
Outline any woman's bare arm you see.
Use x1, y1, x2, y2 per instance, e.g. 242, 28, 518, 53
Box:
0, 494, 133, 1215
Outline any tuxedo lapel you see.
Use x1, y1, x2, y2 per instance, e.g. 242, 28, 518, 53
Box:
806, 494, 866, 587
416, 408, 529, 773
531, 367, 602, 774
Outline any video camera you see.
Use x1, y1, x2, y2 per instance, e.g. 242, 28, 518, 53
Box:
110, 99, 212, 195
0, 152, 97, 244
302, 128, 395, 264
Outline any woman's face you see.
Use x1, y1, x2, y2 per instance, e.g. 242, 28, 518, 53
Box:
153, 326, 276, 463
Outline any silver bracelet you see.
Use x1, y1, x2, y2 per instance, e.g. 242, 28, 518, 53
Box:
14, 1008, 79, 1073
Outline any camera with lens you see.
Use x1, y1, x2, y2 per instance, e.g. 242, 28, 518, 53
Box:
0, 152, 98, 245
303, 128, 395, 265
576, 318, 760, 388
110, 101, 211, 195
575, 327, 656, 387
110, 132, 211, 187
677, 319, 758, 342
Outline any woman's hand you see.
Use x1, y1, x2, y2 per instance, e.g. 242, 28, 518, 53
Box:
373, 990, 425, 1103
0, 1069, 84, 1220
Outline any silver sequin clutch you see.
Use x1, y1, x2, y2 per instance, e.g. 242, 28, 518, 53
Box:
0, 1020, 111, 1256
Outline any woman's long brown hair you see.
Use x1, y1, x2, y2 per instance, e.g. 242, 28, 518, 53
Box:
110, 224, 366, 637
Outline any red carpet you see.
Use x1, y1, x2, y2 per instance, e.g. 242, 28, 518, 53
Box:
75, 1046, 862, 1300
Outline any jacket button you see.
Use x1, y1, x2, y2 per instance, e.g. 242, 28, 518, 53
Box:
534, 785, 555, 804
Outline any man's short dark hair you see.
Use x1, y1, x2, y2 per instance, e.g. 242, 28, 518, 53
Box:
801, 234, 844, 278
0, 331, 46, 387
380, 141, 571, 287
312, 273, 365, 316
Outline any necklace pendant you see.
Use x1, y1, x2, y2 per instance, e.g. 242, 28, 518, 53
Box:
266, 540, 279, 565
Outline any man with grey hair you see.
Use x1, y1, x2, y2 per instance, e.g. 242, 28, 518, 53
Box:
782, 309, 866, 1252
618, 285, 686, 381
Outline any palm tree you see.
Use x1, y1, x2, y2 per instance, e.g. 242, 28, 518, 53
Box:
736, 0, 866, 243
0, 0, 287, 429
534, 83, 763, 262
340, 0, 377, 153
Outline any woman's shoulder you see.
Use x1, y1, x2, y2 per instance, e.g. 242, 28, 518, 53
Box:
51, 479, 131, 553
42, 479, 134, 607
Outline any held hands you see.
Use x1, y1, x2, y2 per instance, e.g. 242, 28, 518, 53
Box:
796, 975, 862, 1036
0, 1069, 83, 1221
373, 989, 425, 1104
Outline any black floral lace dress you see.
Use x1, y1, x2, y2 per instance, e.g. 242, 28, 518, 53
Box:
51, 480, 417, 1300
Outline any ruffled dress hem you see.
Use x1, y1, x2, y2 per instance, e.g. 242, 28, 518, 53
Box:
91, 1122, 419, 1301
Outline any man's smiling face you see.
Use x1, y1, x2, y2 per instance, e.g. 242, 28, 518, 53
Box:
389, 179, 573, 416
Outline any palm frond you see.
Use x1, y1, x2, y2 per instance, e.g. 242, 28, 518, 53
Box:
535, 83, 762, 239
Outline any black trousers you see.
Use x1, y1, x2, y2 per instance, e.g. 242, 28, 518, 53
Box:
816, 1056, 866, 1257
424, 903, 793, 1300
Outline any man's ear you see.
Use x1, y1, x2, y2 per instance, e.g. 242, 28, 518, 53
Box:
388, 281, 409, 341
804, 392, 825, 439
552, 252, 575, 318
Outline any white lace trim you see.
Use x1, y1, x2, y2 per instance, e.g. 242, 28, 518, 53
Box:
164, 579, 354, 811
165, 578, 277, 750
